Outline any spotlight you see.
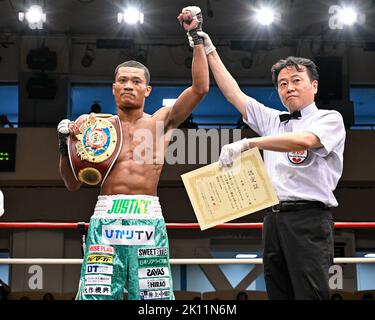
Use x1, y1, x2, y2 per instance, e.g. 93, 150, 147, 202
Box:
328, 5, 366, 30
339, 7, 357, 25
81, 45, 95, 68
18, 5, 46, 30
117, 7, 144, 25
27, 45, 57, 70
81, 54, 93, 68
255, 7, 275, 26
241, 56, 253, 69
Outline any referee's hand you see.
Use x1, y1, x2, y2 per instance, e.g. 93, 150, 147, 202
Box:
218, 138, 250, 167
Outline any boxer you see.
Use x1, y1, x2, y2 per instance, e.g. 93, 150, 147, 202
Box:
57, 6, 209, 300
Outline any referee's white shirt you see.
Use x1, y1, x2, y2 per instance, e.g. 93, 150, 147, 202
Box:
243, 97, 346, 207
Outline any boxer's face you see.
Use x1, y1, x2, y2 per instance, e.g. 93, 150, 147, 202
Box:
112, 66, 151, 110
277, 65, 317, 112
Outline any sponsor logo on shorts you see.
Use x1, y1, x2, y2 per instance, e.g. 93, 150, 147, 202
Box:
139, 278, 170, 290
138, 267, 169, 278
85, 275, 112, 285
140, 289, 170, 300
87, 254, 113, 264
89, 244, 114, 255
138, 258, 169, 267
86, 264, 113, 275
102, 225, 155, 245
107, 199, 152, 214
137, 247, 168, 257
84, 285, 111, 296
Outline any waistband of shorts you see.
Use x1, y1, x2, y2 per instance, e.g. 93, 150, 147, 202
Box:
92, 194, 163, 219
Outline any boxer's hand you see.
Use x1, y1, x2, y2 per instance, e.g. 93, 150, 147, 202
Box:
57, 119, 79, 156
219, 139, 250, 167
187, 31, 216, 54
178, 6, 203, 45
58, 119, 80, 136
58, 119, 70, 134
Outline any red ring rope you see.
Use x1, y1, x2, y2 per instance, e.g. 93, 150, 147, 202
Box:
0, 222, 374, 229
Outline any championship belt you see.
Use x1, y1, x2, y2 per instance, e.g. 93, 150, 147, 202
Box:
67, 113, 123, 186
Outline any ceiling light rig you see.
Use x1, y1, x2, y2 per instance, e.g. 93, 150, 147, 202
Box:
117, 7, 144, 25
328, 4, 366, 30
254, 6, 281, 26
18, 4, 46, 30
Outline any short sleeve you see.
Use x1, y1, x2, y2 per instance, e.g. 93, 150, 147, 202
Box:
306, 111, 346, 157
243, 96, 281, 136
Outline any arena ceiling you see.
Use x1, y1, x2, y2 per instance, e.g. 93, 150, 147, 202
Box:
0, 0, 374, 43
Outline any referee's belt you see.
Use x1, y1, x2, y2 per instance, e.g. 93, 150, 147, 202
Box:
269, 201, 329, 213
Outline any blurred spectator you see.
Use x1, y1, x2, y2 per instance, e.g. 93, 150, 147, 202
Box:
0, 278, 10, 300
43, 292, 55, 300
178, 114, 198, 129
90, 103, 102, 114
0, 115, 14, 128
236, 291, 249, 300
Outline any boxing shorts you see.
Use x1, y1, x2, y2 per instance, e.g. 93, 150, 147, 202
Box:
76, 194, 174, 300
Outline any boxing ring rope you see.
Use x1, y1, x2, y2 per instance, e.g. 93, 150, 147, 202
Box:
1, 221, 375, 229
1, 221, 375, 265
1, 258, 375, 265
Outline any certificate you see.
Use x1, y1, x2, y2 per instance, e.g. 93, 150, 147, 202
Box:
181, 148, 279, 230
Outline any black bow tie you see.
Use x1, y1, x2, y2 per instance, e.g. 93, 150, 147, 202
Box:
279, 111, 302, 123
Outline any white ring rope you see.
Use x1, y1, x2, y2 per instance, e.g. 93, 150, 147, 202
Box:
0, 258, 374, 265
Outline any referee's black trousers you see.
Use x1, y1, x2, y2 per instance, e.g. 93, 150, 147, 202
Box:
262, 207, 334, 300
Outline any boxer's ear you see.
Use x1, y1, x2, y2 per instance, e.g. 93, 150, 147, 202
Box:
144, 85, 152, 98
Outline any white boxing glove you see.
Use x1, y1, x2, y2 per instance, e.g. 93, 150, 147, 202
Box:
181, 6, 202, 21
57, 119, 71, 156
188, 31, 216, 55
57, 119, 70, 135
178, 6, 203, 45
219, 138, 250, 167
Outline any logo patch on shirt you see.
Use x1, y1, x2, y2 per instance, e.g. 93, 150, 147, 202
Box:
287, 150, 308, 165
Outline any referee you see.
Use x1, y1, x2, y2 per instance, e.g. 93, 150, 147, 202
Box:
192, 29, 346, 299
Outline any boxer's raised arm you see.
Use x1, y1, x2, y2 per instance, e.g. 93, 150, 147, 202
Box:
164, 6, 209, 130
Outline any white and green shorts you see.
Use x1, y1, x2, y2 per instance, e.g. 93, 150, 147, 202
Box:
76, 194, 174, 300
